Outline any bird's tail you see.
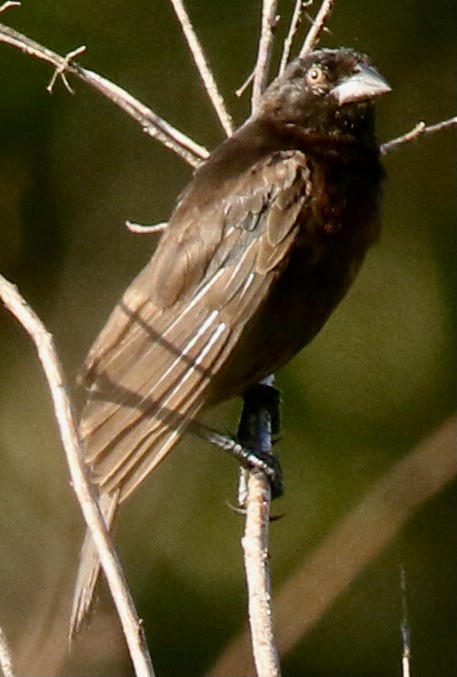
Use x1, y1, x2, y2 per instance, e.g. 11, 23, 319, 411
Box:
68, 489, 120, 643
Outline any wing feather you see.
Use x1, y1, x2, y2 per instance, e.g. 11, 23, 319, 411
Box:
80, 150, 311, 501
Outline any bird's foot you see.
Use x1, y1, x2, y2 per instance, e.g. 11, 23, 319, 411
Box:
204, 429, 283, 499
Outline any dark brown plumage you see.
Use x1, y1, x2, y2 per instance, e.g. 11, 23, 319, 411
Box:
70, 47, 390, 636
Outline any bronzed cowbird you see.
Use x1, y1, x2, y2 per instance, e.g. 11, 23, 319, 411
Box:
70, 47, 390, 636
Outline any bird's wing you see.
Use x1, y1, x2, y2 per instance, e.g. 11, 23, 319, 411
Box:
81, 150, 311, 502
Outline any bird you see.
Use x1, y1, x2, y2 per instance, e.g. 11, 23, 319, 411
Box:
69, 47, 390, 638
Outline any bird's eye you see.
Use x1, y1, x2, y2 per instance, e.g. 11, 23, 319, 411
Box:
306, 65, 325, 85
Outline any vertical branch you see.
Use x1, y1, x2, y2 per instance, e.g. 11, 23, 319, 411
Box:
242, 474, 279, 677
251, 0, 278, 110
240, 1, 286, 671
241, 1, 283, 670
400, 565, 412, 677
211, 416, 456, 675
238, 377, 281, 677
0, 275, 155, 677
169, 0, 234, 136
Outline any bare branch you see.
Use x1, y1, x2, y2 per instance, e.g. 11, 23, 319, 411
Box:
0, 627, 14, 677
210, 415, 456, 675
242, 473, 280, 677
169, 0, 234, 137
80, 67, 209, 165
245, 4, 284, 668
0, 1, 21, 13
126, 220, 168, 234
279, 0, 308, 75
400, 565, 412, 677
251, 0, 279, 111
299, 0, 335, 56
0, 22, 208, 167
237, 376, 281, 677
381, 116, 457, 155
0, 275, 156, 677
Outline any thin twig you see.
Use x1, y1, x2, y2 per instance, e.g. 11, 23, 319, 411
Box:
0, 627, 14, 677
125, 220, 168, 234
400, 564, 412, 677
381, 117, 457, 155
299, 0, 335, 56
279, 0, 308, 75
0, 1, 21, 13
251, 0, 279, 111
236, 69, 255, 98
169, 0, 234, 136
0, 22, 208, 167
0, 275, 156, 677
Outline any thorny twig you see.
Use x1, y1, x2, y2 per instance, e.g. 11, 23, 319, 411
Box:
0, 275, 156, 677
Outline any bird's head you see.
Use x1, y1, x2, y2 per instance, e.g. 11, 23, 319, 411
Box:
256, 48, 390, 142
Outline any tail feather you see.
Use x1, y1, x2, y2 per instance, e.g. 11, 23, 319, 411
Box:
68, 489, 120, 643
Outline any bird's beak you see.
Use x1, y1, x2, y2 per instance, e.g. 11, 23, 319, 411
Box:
332, 64, 391, 105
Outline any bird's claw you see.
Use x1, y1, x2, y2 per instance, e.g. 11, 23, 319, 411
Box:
240, 447, 284, 498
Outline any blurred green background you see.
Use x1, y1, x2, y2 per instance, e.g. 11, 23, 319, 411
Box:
0, 1, 455, 675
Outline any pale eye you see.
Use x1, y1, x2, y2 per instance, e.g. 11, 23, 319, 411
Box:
306, 65, 325, 85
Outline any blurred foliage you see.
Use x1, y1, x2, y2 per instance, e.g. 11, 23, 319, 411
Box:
0, 1, 455, 675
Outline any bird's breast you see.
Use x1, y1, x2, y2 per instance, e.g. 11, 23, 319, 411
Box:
208, 149, 382, 403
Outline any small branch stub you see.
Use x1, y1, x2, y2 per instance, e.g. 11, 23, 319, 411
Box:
126, 220, 168, 234
47, 44, 86, 94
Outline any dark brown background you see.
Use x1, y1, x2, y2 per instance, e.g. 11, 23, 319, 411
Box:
0, 1, 455, 675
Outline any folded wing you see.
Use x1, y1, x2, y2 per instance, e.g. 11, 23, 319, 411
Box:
80, 150, 311, 502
